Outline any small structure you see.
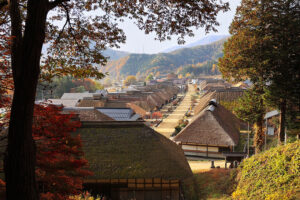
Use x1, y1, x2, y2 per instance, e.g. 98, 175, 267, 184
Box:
264, 110, 280, 136
75, 121, 192, 200
96, 108, 141, 121
174, 100, 240, 159
222, 152, 247, 168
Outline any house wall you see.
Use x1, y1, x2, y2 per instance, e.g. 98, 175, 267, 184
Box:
84, 179, 180, 200
181, 144, 226, 159
182, 145, 218, 152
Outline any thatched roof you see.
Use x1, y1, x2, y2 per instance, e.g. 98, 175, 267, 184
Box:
62, 108, 114, 121
126, 103, 148, 117
134, 100, 155, 112
76, 99, 106, 107
174, 104, 240, 146
75, 121, 192, 180
194, 91, 216, 115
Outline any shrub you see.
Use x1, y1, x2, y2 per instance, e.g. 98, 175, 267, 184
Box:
232, 141, 300, 200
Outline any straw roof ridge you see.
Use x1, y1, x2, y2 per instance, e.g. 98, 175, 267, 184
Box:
75, 122, 192, 180
194, 91, 216, 115
174, 103, 239, 146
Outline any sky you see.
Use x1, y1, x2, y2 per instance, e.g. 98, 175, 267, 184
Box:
114, 0, 241, 54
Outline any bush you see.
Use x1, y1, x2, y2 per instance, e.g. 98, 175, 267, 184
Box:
232, 141, 300, 200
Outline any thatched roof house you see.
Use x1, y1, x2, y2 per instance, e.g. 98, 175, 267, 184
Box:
76, 121, 192, 199
174, 100, 240, 159
194, 91, 216, 115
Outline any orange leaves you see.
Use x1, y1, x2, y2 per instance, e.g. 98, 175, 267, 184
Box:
152, 111, 162, 119
33, 104, 92, 200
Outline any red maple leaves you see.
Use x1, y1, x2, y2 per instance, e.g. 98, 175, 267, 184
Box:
33, 104, 92, 200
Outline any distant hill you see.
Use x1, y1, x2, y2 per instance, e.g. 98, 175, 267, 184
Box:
101, 38, 227, 78
162, 35, 229, 53
102, 48, 129, 60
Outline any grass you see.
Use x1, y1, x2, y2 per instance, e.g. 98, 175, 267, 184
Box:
183, 169, 237, 200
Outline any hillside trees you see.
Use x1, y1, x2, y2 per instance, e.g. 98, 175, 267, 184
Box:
124, 75, 137, 86
219, 0, 300, 148
0, 1, 230, 198
145, 73, 154, 81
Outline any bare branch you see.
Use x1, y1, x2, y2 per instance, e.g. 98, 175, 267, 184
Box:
48, 0, 69, 11
55, 18, 67, 43
62, 4, 84, 53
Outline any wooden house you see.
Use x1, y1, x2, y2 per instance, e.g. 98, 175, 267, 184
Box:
174, 100, 240, 159
75, 121, 192, 199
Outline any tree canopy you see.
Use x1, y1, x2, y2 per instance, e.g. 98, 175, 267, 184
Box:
1, 1, 231, 198
219, 0, 300, 147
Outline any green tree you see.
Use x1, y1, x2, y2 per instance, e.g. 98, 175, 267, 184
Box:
145, 73, 154, 81
234, 89, 265, 153
0, 0, 229, 198
261, 0, 300, 142
219, 0, 300, 145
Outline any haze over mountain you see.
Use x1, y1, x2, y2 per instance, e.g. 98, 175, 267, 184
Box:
102, 49, 129, 60
101, 38, 227, 79
161, 35, 229, 53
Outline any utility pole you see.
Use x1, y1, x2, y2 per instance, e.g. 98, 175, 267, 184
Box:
247, 122, 250, 157
265, 119, 268, 151
284, 127, 287, 145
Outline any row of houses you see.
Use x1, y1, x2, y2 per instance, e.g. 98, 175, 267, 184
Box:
48, 83, 180, 120
198, 79, 246, 102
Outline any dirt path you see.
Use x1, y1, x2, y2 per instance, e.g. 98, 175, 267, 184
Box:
154, 84, 195, 138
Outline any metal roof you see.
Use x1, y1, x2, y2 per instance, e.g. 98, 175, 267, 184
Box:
97, 108, 140, 121
264, 110, 280, 119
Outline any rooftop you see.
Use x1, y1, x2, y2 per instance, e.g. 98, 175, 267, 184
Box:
75, 121, 192, 180
174, 103, 240, 146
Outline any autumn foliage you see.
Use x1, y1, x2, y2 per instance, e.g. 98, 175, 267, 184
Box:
33, 104, 92, 200
1, 104, 92, 199
152, 112, 163, 120
0, 36, 13, 129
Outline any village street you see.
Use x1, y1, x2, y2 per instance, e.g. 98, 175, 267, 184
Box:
154, 84, 195, 138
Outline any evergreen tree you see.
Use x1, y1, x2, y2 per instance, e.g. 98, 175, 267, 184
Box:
234, 89, 265, 153
219, 0, 300, 145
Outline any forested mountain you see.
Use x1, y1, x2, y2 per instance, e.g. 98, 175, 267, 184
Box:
162, 35, 229, 53
101, 38, 226, 78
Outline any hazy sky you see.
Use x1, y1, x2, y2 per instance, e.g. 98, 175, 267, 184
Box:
114, 0, 241, 54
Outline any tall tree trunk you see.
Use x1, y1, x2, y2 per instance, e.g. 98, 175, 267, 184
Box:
254, 118, 264, 154
5, 0, 48, 199
254, 98, 265, 154
278, 99, 286, 144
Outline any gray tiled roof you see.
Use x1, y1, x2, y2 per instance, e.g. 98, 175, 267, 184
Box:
97, 108, 140, 121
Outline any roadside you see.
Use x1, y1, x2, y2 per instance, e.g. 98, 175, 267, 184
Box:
154, 84, 195, 138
